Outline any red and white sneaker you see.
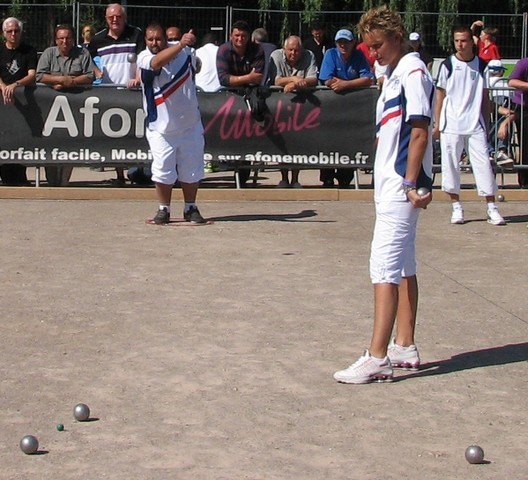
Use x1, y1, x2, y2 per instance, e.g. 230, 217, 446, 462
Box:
333, 350, 393, 384
387, 339, 420, 370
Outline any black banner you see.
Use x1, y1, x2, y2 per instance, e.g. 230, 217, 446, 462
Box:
0, 85, 377, 168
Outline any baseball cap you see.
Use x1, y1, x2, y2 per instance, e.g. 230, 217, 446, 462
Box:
409, 32, 420, 41
488, 59, 504, 70
335, 29, 354, 42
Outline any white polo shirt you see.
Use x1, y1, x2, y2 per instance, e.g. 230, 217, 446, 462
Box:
436, 54, 488, 135
374, 52, 434, 202
137, 45, 201, 134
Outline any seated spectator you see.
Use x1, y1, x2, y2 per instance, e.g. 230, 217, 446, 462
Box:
217, 20, 265, 187
488, 59, 515, 166
408, 32, 433, 70
269, 35, 318, 188
319, 28, 374, 188
36, 24, 95, 187
0, 17, 37, 186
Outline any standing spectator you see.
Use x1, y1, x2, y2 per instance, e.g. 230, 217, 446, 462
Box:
166, 26, 182, 42
471, 20, 500, 62
334, 5, 433, 384
0, 17, 36, 185
251, 27, 277, 85
319, 28, 374, 188
408, 32, 433, 70
303, 22, 333, 70
216, 20, 265, 187
434, 26, 505, 225
89, 3, 144, 186
195, 32, 220, 92
138, 24, 206, 224
508, 56, 528, 188
269, 35, 318, 188
36, 24, 95, 187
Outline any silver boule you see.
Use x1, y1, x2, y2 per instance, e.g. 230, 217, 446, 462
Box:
416, 187, 430, 196
20, 435, 39, 454
465, 445, 485, 464
127, 52, 137, 63
497, 194, 505, 202
73, 403, 90, 422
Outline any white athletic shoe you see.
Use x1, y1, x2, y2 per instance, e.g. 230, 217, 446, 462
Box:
495, 151, 514, 167
451, 208, 465, 224
487, 207, 506, 226
387, 339, 420, 370
334, 350, 393, 384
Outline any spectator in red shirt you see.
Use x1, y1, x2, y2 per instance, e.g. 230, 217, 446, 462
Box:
356, 40, 375, 72
471, 20, 500, 61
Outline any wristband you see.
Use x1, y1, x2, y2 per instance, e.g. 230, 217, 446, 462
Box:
402, 179, 416, 187
402, 184, 416, 195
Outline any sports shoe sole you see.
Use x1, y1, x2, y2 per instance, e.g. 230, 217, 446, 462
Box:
390, 361, 420, 371
334, 373, 394, 384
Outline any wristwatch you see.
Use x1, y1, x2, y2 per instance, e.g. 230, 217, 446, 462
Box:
402, 184, 416, 195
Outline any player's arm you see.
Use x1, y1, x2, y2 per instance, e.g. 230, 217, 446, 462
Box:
406, 118, 432, 209
482, 88, 491, 135
433, 87, 445, 140
150, 30, 195, 71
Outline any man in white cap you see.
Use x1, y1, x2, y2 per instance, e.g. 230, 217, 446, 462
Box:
409, 32, 433, 70
488, 59, 515, 166
318, 27, 374, 188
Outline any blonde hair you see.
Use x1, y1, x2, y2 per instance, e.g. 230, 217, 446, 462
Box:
358, 5, 406, 40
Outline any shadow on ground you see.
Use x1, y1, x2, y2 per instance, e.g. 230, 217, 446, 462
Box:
397, 342, 528, 381
209, 209, 330, 222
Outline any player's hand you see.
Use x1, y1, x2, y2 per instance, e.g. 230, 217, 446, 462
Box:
180, 30, 196, 48
432, 125, 440, 141
407, 189, 432, 209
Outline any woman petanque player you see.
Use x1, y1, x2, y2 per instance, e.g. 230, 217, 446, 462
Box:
333, 5, 434, 384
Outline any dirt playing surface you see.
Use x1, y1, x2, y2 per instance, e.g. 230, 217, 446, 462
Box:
1, 199, 526, 479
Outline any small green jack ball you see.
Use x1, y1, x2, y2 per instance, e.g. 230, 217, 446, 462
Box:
56, 423, 64, 431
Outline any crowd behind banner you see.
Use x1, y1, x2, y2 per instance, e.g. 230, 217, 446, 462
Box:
0, 8, 526, 189
0, 85, 377, 169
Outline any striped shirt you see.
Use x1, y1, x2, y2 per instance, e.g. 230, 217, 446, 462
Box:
374, 52, 434, 202
89, 25, 144, 85
138, 45, 202, 134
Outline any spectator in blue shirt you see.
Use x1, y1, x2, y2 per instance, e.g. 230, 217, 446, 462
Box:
318, 28, 374, 187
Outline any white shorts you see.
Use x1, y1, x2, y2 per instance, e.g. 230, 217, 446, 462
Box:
146, 123, 205, 185
440, 130, 497, 196
369, 201, 420, 285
